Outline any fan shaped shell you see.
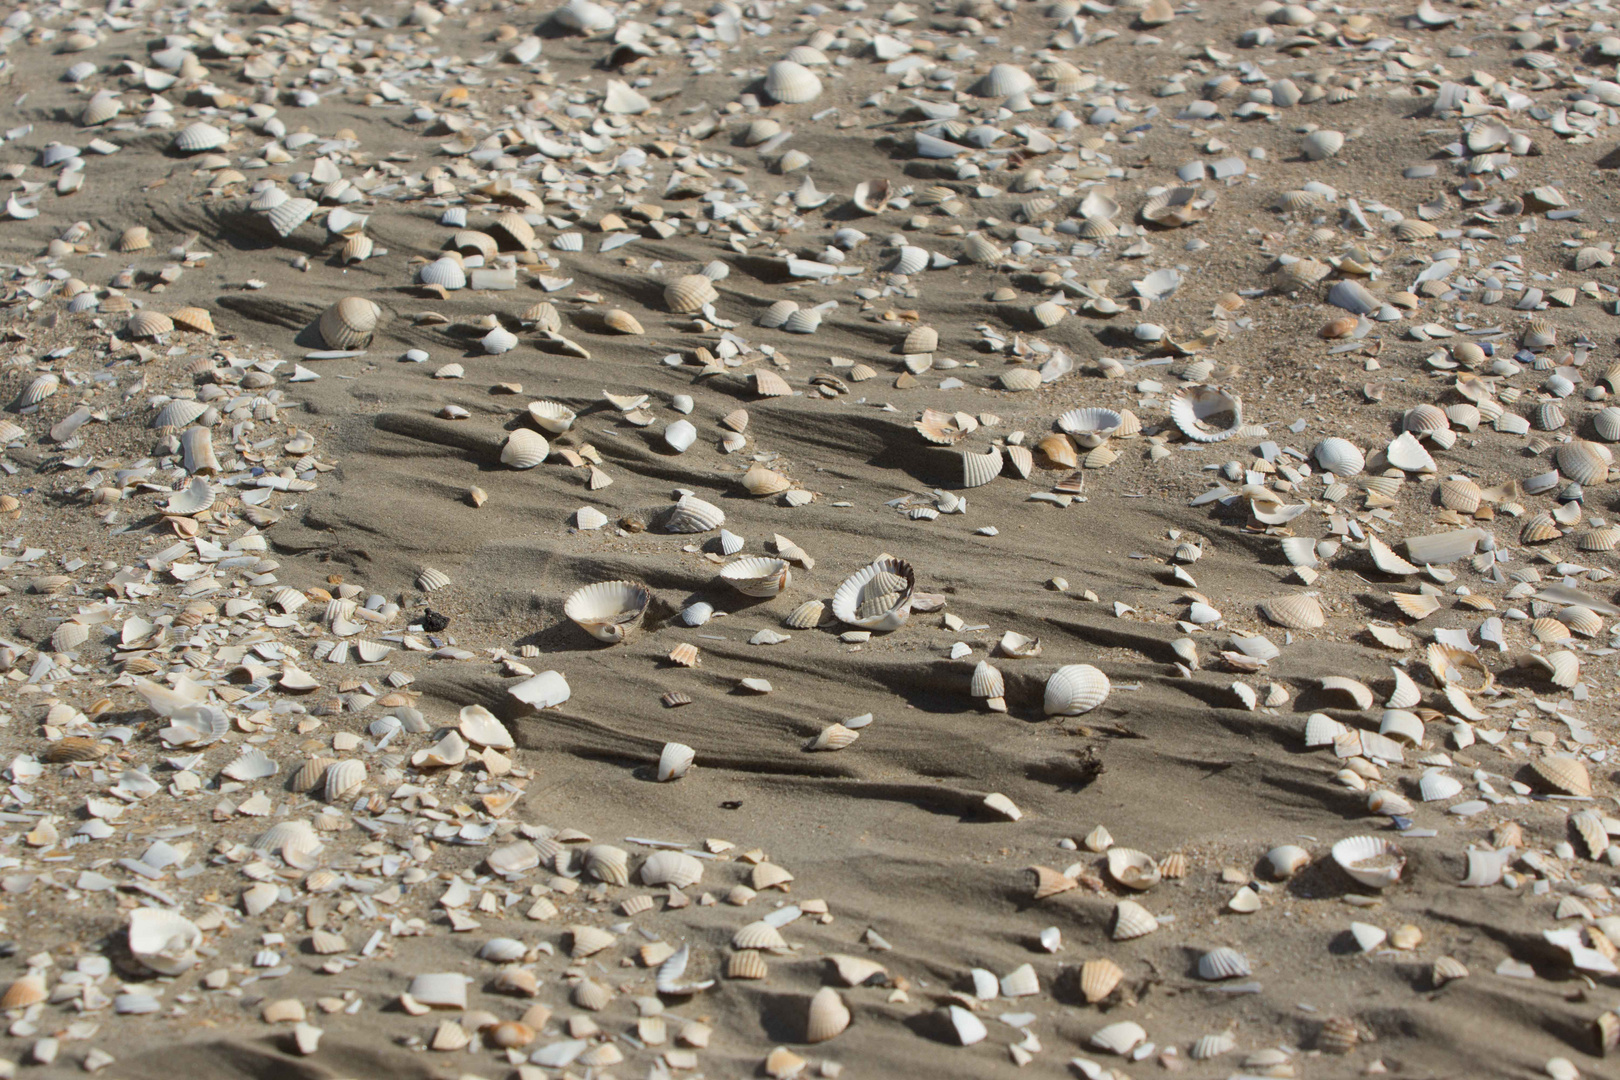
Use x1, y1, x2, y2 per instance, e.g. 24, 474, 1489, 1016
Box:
640, 850, 704, 888
971, 63, 1035, 97
832, 556, 915, 631
763, 61, 822, 104
564, 581, 651, 642
1331, 835, 1405, 888
500, 429, 550, 469
661, 495, 725, 533
1044, 663, 1110, 715
720, 556, 792, 597
1313, 437, 1364, 477
664, 274, 718, 313
1170, 384, 1242, 442
319, 297, 380, 349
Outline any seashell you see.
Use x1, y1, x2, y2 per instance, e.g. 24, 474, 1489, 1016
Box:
1438, 479, 1481, 513
1313, 437, 1364, 477
551, 0, 615, 31
1531, 755, 1591, 797
1058, 408, 1123, 448
481, 326, 518, 355
1320, 676, 1374, 710
1318, 1016, 1359, 1055
323, 759, 366, 802
500, 429, 550, 469
603, 309, 644, 335
523, 302, 562, 332
1532, 402, 1566, 431
527, 401, 576, 434
1394, 219, 1438, 240
720, 556, 791, 597
1520, 512, 1562, 544
742, 464, 793, 496
1044, 664, 1110, 715
1191, 1031, 1236, 1060
1418, 769, 1462, 802
727, 951, 768, 979
1197, 947, 1251, 980
1031, 300, 1066, 327
1258, 594, 1324, 629
565, 581, 651, 643
760, 300, 799, 328
805, 987, 850, 1042
640, 851, 704, 888
165, 477, 215, 516
663, 419, 697, 454
174, 121, 228, 153
267, 197, 317, 238
151, 398, 208, 429
1079, 958, 1123, 1003
1112, 899, 1158, 940
318, 297, 381, 349
1264, 844, 1310, 879
127, 909, 203, 975
852, 179, 891, 213
783, 599, 826, 629
1522, 318, 1556, 350
960, 445, 1002, 487
1331, 835, 1405, 889
734, 920, 789, 950
490, 212, 535, 250
1557, 440, 1612, 484
962, 233, 1003, 264
657, 742, 695, 781
832, 556, 915, 631
669, 642, 700, 667
1432, 956, 1468, 987
1001, 368, 1042, 392
0, 975, 45, 1010
1169, 384, 1242, 442
1090, 1020, 1147, 1056
902, 326, 940, 354
170, 307, 215, 334
127, 310, 174, 339
1578, 525, 1620, 552
665, 274, 719, 313
1593, 406, 1620, 442
661, 495, 725, 533
118, 226, 152, 252
1379, 708, 1425, 745
1004, 444, 1034, 478
805, 723, 859, 751
1106, 848, 1160, 891
763, 61, 822, 104
972, 64, 1035, 98
583, 844, 631, 886
573, 979, 613, 1011
1302, 129, 1345, 160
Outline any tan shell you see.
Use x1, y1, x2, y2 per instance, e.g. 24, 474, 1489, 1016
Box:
1079, 958, 1124, 1003
602, 309, 644, 334
727, 951, 768, 979
169, 307, 215, 334
127, 310, 174, 338
664, 274, 718, 313
902, 326, 939, 354
118, 226, 151, 252
1531, 755, 1591, 797
318, 297, 381, 349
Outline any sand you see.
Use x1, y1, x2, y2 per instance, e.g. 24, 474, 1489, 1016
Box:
0, 0, 1616, 1076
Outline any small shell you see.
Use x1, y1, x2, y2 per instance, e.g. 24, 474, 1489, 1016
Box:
733, 920, 789, 950
783, 599, 826, 629
1106, 847, 1159, 890
727, 951, 768, 979
720, 556, 791, 598
1556, 440, 1612, 485
583, 844, 631, 886
1058, 407, 1123, 448
971, 63, 1035, 98
501, 429, 550, 469
660, 495, 725, 533
603, 309, 644, 335
1079, 958, 1123, 1003
1258, 594, 1324, 629
1331, 835, 1405, 889
322, 759, 366, 802
267, 197, 318, 238
174, 121, 228, 153
664, 274, 718, 313
763, 60, 823, 104
318, 297, 381, 349
564, 581, 651, 643
1264, 844, 1310, 879
1169, 384, 1242, 442
527, 400, 576, 434
127, 310, 174, 339
1531, 755, 1591, 797
640, 850, 704, 888
1313, 437, 1364, 477
1044, 664, 1110, 715
902, 326, 940, 354
657, 741, 695, 780
1112, 899, 1158, 940
1197, 947, 1251, 980
961, 445, 1003, 487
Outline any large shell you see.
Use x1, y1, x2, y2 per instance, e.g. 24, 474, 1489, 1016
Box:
763, 60, 823, 104
1169, 384, 1242, 442
805, 987, 850, 1043
640, 850, 704, 889
1531, 755, 1591, 797
1057, 408, 1123, 448
664, 274, 718, 313
127, 310, 174, 339
971, 63, 1035, 97
1557, 440, 1613, 484
128, 908, 203, 975
152, 398, 208, 429
1313, 437, 1364, 477
323, 759, 366, 802
266, 197, 317, 238
419, 256, 467, 290
527, 400, 576, 434
1330, 835, 1405, 889
173, 121, 228, 153
1258, 594, 1325, 629
1197, 947, 1252, 980
1043, 664, 1110, 715
1112, 899, 1159, 940
832, 556, 915, 632
500, 429, 550, 469
583, 844, 631, 885
660, 495, 725, 533
902, 326, 939, 354
657, 741, 695, 781
564, 581, 651, 642
318, 297, 381, 349
20, 373, 58, 406
720, 557, 792, 598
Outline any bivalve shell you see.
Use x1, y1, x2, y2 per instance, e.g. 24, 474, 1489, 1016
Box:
720, 556, 792, 598
763, 61, 822, 104
564, 581, 651, 643
832, 556, 915, 631
318, 297, 381, 350
1331, 835, 1405, 889
1169, 384, 1242, 442
500, 429, 550, 469
1044, 663, 1110, 715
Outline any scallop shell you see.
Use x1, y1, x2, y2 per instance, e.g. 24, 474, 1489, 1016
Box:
318, 297, 380, 349
1258, 594, 1324, 629
583, 844, 631, 885
640, 850, 704, 888
1197, 947, 1251, 980
742, 464, 792, 496
1531, 755, 1591, 797
118, 225, 151, 252
1593, 406, 1620, 442
960, 445, 1003, 487
1557, 440, 1612, 484
970, 660, 1005, 701
1302, 129, 1345, 160
805, 723, 859, 751
832, 555, 915, 631
783, 599, 826, 628
267, 197, 317, 238
657, 742, 695, 781
1169, 384, 1242, 442
169, 307, 215, 334
151, 398, 208, 429
527, 400, 576, 434
127, 310, 174, 339
482, 326, 518, 355
664, 274, 718, 313
19, 373, 58, 406
763, 60, 822, 104
1044, 663, 1110, 715
720, 556, 792, 597
902, 326, 940, 354
1313, 437, 1364, 477
1001, 368, 1043, 391
603, 309, 644, 335
734, 920, 789, 950
174, 121, 228, 153
727, 951, 768, 979
971, 63, 1035, 97
323, 759, 366, 802
565, 581, 651, 643
500, 429, 550, 470
572, 978, 613, 1011
1191, 1031, 1236, 1060
1031, 300, 1066, 327
661, 495, 725, 533
127, 909, 203, 975
1112, 900, 1158, 940
165, 477, 215, 516
1058, 408, 1123, 448
805, 987, 849, 1043
1331, 835, 1405, 889
1438, 478, 1481, 512
1078, 958, 1123, 1003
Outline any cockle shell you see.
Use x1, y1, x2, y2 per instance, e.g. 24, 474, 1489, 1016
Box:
583, 844, 631, 885
971, 63, 1035, 97
527, 401, 576, 433
1258, 594, 1324, 629
127, 310, 174, 338
1331, 835, 1405, 889
564, 581, 651, 643
805, 987, 849, 1043
1044, 664, 1110, 715
318, 297, 381, 349
763, 60, 822, 104
1313, 437, 1364, 477
501, 429, 550, 469
640, 851, 703, 888
657, 742, 695, 781
661, 495, 725, 533
720, 557, 792, 597
128, 909, 203, 975
323, 759, 366, 802
174, 121, 228, 153
1169, 384, 1242, 442
1197, 947, 1251, 980
832, 556, 915, 631
1557, 440, 1612, 484
1058, 408, 1123, 448
664, 274, 718, 313
1106, 847, 1159, 890
1531, 755, 1591, 797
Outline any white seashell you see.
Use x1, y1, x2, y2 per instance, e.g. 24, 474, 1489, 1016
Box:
318, 297, 380, 349
266, 197, 317, 238
479, 326, 517, 355
1000, 963, 1039, 998
565, 581, 650, 643
174, 122, 228, 153
323, 759, 366, 802
1418, 769, 1462, 802
20, 373, 59, 406
805, 987, 850, 1042
1169, 384, 1242, 442
664, 419, 697, 453
527, 400, 576, 433
961, 445, 1003, 488
1090, 1020, 1146, 1056
1331, 835, 1405, 889
1385, 431, 1436, 472
1258, 594, 1324, 630
1044, 664, 1110, 715
946, 1005, 987, 1045
640, 850, 703, 888
166, 477, 216, 516
657, 742, 695, 781
661, 494, 725, 533
664, 274, 718, 313
1191, 1031, 1237, 1060
501, 429, 550, 469
128, 909, 203, 975
1313, 437, 1364, 477
1264, 844, 1310, 879
510, 670, 570, 709
890, 245, 929, 275
832, 556, 915, 631
1302, 129, 1345, 160
1058, 407, 1123, 448
720, 556, 792, 597
551, 0, 615, 32
1197, 947, 1251, 980
763, 61, 822, 104
971, 64, 1035, 98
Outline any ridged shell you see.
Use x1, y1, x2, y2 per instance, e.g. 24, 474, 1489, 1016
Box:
170, 307, 215, 334
805, 987, 849, 1042
118, 226, 151, 252
971, 63, 1035, 97
763, 60, 822, 104
173, 121, 228, 153
1169, 384, 1242, 442
1079, 958, 1123, 1003
734, 920, 789, 950
1191, 1031, 1236, 1060
783, 599, 826, 628
1058, 407, 1123, 448
1044, 663, 1110, 715
127, 310, 174, 338
1531, 755, 1591, 796
127, 909, 203, 975
564, 581, 651, 642
419, 256, 467, 289
1197, 947, 1251, 980
832, 556, 915, 631
482, 326, 518, 355
961, 445, 1002, 487
1112, 899, 1158, 940
1313, 437, 1364, 477
657, 741, 695, 781
583, 844, 631, 885
20, 373, 58, 406
319, 297, 380, 349
1331, 835, 1405, 888
902, 326, 940, 354
323, 759, 366, 802
266, 197, 317, 238
640, 850, 703, 888
1259, 594, 1324, 629
720, 556, 791, 598
661, 495, 725, 533
527, 400, 576, 433
603, 309, 644, 335
760, 300, 799, 328
970, 660, 1005, 700
151, 398, 208, 429
664, 274, 718, 313
727, 951, 768, 979
500, 429, 550, 469
1557, 440, 1612, 484
1001, 368, 1042, 391
82, 91, 122, 125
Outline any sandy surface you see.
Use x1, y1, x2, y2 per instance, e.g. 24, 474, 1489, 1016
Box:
0, 0, 1618, 1076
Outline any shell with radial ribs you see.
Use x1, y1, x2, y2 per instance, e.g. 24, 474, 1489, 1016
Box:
831, 556, 915, 631
318, 297, 381, 349
763, 60, 822, 104
127, 310, 174, 338
1259, 594, 1324, 629
1044, 664, 1110, 715
564, 581, 651, 643
1169, 384, 1242, 442
664, 274, 718, 313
